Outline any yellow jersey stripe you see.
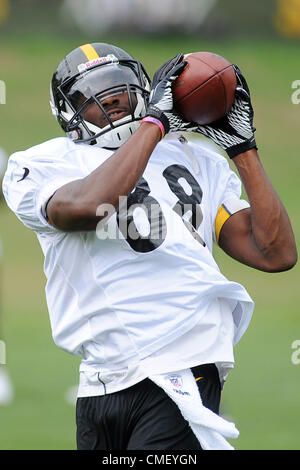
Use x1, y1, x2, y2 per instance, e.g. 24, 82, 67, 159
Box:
79, 44, 100, 61
215, 205, 231, 244
195, 376, 203, 382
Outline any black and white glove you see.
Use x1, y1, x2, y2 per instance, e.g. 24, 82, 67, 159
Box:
196, 65, 257, 158
142, 54, 188, 136
179, 65, 257, 158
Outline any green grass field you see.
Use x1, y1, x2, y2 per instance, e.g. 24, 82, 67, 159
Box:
0, 32, 299, 450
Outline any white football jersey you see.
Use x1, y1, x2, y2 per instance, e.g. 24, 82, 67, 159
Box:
2, 134, 254, 394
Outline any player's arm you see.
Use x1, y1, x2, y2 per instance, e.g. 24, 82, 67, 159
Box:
47, 58, 187, 232
47, 124, 161, 231
217, 148, 297, 272
182, 65, 297, 272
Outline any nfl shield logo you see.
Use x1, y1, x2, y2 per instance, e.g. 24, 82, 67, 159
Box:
169, 375, 183, 388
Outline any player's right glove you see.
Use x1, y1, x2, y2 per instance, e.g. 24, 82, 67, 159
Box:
142, 54, 188, 136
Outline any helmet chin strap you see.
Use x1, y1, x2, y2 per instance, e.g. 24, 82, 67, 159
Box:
92, 119, 141, 148
94, 122, 140, 149
63, 110, 141, 149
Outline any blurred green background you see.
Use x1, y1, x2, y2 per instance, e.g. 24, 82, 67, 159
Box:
0, 0, 299, 450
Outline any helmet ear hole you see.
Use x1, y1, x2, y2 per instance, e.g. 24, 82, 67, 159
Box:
67, 129, 82, 141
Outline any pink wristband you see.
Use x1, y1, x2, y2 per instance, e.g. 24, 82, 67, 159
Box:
141, 116, 165, 138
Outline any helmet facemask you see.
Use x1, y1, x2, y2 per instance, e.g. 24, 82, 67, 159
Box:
53, 57, 150, 148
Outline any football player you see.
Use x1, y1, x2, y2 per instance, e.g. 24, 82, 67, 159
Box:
2, 43, 297, 449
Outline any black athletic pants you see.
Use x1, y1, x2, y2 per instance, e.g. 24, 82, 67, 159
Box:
76, 363, 221, 450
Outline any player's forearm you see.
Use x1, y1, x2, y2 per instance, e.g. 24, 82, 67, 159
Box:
79, 122, 160, 208
47, 123, 161, 231
233, 148, 297, 270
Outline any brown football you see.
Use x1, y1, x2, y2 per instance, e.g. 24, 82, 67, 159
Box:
173, 51, 237, 125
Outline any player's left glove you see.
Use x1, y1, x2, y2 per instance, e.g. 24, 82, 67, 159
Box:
195, 65, 257, 158
180, 65, 257, 158
142, 54, 188, 136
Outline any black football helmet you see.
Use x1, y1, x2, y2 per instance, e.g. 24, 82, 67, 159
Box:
50, 43, 151, 148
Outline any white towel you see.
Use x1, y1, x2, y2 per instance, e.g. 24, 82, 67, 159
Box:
149, 368, 239, 450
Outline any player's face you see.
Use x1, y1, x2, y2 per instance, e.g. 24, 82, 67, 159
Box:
79, 92, 137, 129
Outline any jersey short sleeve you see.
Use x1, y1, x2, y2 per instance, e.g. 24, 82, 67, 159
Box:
2, 140, 88, 233
210, 156, 250, 245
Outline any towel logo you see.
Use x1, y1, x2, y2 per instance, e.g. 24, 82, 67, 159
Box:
168, 375, 190, 396
169, 375, 183, 388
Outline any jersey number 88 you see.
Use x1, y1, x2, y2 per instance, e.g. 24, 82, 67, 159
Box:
116, 164, 205, 253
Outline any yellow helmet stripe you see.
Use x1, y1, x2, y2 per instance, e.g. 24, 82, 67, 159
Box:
79, 44, 100, 61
